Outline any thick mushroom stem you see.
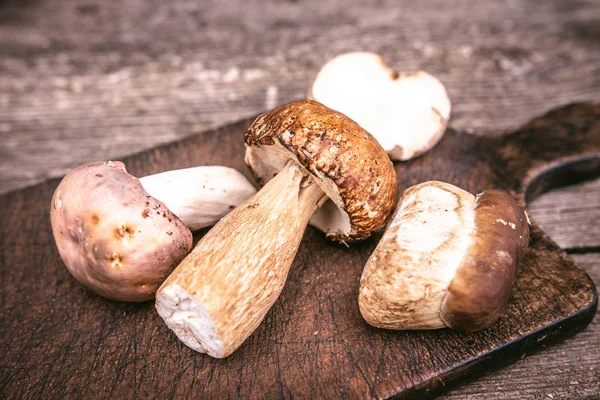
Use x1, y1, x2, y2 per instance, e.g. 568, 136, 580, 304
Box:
139, 166, 257, 230
156, 161, 326, 358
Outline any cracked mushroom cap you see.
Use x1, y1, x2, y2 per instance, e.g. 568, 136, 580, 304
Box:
359, 181, 529, 332
50, 161, 193, 302
310, 52, 451, 161
245, 100, 397, 242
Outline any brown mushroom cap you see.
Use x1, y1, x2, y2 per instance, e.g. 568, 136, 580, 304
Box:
359, 181, 529, 331
440, 190, 530, 331
50, 161, 192, 302
244, 100, 397, 242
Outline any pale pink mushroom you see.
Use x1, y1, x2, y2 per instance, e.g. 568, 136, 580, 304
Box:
50, 161, 256, 301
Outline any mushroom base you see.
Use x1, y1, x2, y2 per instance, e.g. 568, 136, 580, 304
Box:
156, 283, 225, 358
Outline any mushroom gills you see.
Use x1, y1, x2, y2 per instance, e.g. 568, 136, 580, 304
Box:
245, 142, 351, 238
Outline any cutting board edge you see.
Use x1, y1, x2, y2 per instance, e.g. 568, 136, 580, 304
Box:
394, 286, 598, 399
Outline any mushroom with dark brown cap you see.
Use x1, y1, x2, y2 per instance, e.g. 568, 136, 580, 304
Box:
156, 100, 397, 358
50, 161, 256, 302
358, 181, 529, 332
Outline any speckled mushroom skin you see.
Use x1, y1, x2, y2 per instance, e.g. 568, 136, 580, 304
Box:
440, 190, 530, 331
50, 161, 192, 302
359, 181, 529, 332
245, 100, 397, 242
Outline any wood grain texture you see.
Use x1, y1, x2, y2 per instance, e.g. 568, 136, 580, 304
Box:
0, 0, 599, 194
527, 178, 600, 251
0, 103, 598, 399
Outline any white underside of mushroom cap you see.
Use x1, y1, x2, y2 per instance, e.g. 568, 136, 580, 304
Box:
156, 283, 224, 358
245, 143, 351, 238
310, 52, 451, 161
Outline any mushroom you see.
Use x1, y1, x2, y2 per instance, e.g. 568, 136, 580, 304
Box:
50, 161, 256, 302
156, 100, 397, 358
310, 52, 451, 161
139, 165, 257, 231
358, 181, 530, 332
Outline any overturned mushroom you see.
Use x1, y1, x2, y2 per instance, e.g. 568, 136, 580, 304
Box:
50, 161, 256, 302
310, 52, 451, 161
156, 100, 397, 358
359, 181, 529, 332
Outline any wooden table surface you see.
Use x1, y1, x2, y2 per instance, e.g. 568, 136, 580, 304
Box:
0, 0, 598, 398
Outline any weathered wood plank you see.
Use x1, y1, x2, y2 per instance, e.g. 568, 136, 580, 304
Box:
527, 179, 600, 250
1, 0, 599, 194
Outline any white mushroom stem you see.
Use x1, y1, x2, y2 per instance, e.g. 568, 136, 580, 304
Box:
156, 161, 326, 358
139, 166, 257, 230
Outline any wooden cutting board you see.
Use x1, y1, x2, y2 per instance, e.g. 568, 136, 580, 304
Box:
0, 102, 598, 399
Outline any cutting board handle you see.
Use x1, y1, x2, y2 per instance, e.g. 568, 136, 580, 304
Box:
483, 102, 600, 204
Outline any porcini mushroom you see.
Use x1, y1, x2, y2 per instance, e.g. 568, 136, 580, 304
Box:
139, 165, 257, 231
156, 100, 397, 358
310, 52, 451, 161
50, 161, 256, 302
359, 181, 529, 332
